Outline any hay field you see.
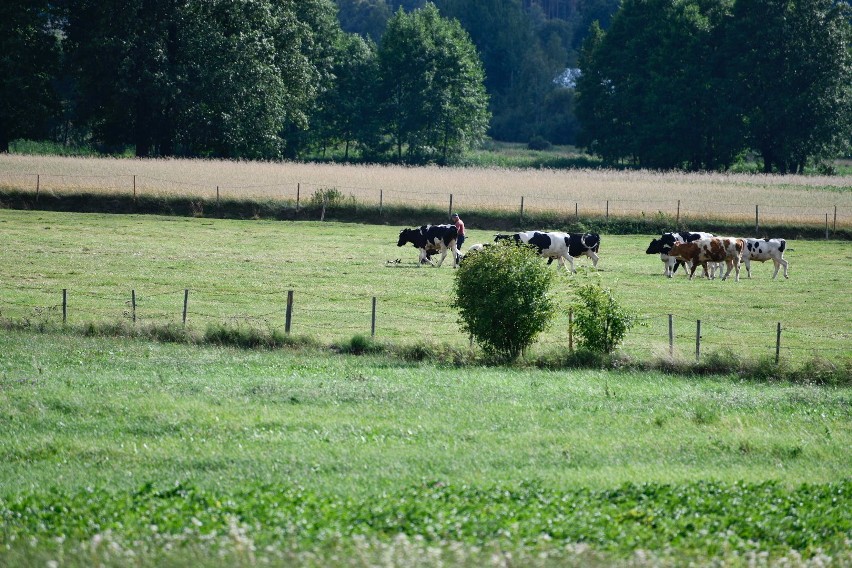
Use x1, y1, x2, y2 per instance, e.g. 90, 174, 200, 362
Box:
1, 154, 850, 227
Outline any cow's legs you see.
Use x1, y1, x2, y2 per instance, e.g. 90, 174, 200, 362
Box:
586, 250, 600, 268
435, 246, 448, 267
688, 262, 700, 280
451, 241, 461, 268
773, 258, 789, 279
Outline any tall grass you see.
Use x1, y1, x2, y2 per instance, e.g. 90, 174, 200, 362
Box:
1, 154, 849, 228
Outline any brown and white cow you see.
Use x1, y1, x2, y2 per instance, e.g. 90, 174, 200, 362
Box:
668, 237, 745, 281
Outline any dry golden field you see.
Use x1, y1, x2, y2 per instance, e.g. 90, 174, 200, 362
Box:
1, 154, 850, 227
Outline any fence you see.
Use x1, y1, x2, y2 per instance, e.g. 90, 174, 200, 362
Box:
1, 283, 847, 363
1, 172, 849, 233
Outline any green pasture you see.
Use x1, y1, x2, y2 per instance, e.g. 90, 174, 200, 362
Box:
0, 209, 849, 364
1, 209, 851, 564
1, 330, 850, 565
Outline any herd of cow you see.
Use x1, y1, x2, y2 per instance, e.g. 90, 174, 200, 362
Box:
397, 224, 790, 280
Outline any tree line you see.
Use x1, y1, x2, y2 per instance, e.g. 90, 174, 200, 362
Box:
0, 0, 489, 163
575, 0, 852, 173
1, 0, 849, 171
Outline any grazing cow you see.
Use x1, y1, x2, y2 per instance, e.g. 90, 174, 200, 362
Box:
742, 238, 789, 279
397, 224, 461, 267
458, 243, 489, 265
494, 231, 593, 272
646, 231, 714, 277
669, 237, 745, 281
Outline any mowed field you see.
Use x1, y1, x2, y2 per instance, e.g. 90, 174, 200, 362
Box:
0, 209, 849, 362
1, 210, 851, 565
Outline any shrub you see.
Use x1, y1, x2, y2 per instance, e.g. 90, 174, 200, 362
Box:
452, 241, 556, 361
337, 333, 383, 355
309, 187, 345, 207
572, 282, 639, 354
527, 135, 552, 151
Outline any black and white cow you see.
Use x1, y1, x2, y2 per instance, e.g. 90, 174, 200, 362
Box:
397, 224, 461, 267
646, 231, 714, 277
494, 231, 597, 273
742, 238, 789, 279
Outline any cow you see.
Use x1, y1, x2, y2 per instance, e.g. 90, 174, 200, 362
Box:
668, 237, 745, 281
458, 243, 489, 265
742, 238, 789, 279
646, 231, 714, 277
397, 224, 461, 267
494, 231, 595, 273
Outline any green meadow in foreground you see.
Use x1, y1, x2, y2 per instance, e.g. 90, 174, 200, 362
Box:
1, 330, 851, 565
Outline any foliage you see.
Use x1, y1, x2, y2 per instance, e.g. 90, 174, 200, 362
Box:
572, 281, 638, 354
728, 0, 852, 173
577, 0, 852, 172
0, 0, 61, 153
452, 241, 556, 360
1, 480, 851, 565
375, 3, 490, 164
63, 0, 337, 158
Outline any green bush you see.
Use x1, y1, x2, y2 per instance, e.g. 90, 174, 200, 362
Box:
572, 282, 639, 354
452, 241, 556, 361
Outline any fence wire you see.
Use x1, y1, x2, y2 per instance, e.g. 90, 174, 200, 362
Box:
1, 284, 848, 363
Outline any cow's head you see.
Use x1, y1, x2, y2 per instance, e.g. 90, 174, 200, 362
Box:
583, 233, 601, 252
397, 228, 416, 247
646, 238, 663, 254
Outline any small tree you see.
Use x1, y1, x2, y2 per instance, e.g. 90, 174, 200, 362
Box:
453, 242, 556, 361
572, 282, 638, 354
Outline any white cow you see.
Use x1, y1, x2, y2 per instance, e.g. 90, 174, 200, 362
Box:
742, 238, 789, 279
494, 231, 579, 272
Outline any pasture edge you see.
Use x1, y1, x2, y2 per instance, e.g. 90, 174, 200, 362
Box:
0, 188, 849, 240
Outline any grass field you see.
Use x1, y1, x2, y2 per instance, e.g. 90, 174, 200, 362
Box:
1, 209, 851, 565
0, 209, 849, 364
1, 154, 850, 229
1, 331, 851, 566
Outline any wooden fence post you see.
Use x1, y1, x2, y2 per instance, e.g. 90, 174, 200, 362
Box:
133, 175, 137, 204
520, 196, 524, 222
568, 307, 574, 353
755, 205, 759, 235
833, 206, 837, 233
606, 200, 609, 221
371, 297, 377, 337
182, 289, 189, 326
379, 189, 383, 215
695, 319, 701, 361
216, 186, 220, 216
775, 322, 782, 364
36, 175, 40, 203
575, 202, 579, 223
668, 314, 674, 357
826, 214, 829, 240
676, 200, 680, 225
285, 290, 294, 334
62, 288, 67, 324
132, 289, 136, 323
296, 183, 300, 212
448, 194, 453, 218
321, 194, 327, 221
